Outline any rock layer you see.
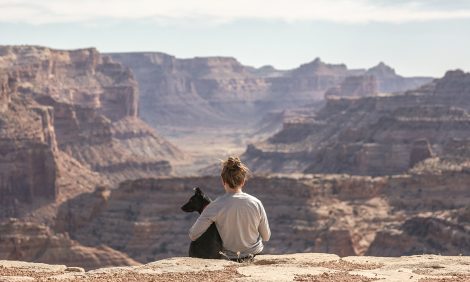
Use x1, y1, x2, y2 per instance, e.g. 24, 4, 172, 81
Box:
0, 75, 58, 217
0, 46, 138, 120
0, 45, 185, 184
325, 75, 378, 98
0, 46, 188, 268
1, 253, 469, 282
109, 54, 431, 135
0, 219, 139, 270
244, 70, 470, 176
55, 171, 469, 263
367, 62, 434, 93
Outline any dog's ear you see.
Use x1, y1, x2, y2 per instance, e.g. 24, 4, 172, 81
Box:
194, 187, 202, 194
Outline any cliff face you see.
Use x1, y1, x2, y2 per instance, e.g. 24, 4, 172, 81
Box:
109, 52, 271, 130
0, 74, 58, 217
325, 75, 378, 98
244, 70, 470, 176
36, 96, 176, 183
0, 46, 188, 269
54, 171, 469, 263
0, 73, 12, 111
0, 219, 139, 270
366, 62, 434, 93
109, 54, 430, 135
0, 46, 138, 121
367, 214, 470, 257
0, 46, 185, 184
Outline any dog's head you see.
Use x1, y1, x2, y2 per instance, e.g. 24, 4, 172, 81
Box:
181, 187, 212, 214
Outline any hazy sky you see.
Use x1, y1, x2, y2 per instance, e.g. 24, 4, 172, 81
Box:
1, 0, 469, 77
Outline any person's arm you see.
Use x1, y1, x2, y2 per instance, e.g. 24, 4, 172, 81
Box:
189, 203, 218, 241
258, 202, 271, 241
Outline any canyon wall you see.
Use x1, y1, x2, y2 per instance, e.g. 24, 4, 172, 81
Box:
0, 45, 464, 271
0, 73, 58, 218
110, 54, 431, 134
54, 171, 469, 263
366, 62, 434, 93
0, 219, 138, 270
0, 46, 185, 184
325, 75, 378, 98
243, 70, 470, 176
0, 46, 187, 266
0, 46, 137, 120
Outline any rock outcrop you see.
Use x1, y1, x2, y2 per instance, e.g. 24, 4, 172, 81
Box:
0, 74, 58, 218
40, 94, 176, 183
1, 253, 469, 281
0, 46, 138, 120
0, 219, 139, 270
325, 75, 378, 98
0, 46, 188, 268
367, 215, 470, 257
244, 70, 470, 176
0, 72, 12, 111
0, 45, 185, 183
367, 62, 434, 93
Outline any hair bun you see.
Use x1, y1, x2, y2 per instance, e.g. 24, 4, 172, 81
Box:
221, 156, 249, 189
226, 156, 241, 170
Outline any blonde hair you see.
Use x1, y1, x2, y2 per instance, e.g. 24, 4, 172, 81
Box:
221, 156, 249, 189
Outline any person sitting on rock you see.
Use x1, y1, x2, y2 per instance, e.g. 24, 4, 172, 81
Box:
189, 156, 271, 262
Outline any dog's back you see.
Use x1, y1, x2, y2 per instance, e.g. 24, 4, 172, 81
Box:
181, 187, 223, 259
189, 223, 222, 259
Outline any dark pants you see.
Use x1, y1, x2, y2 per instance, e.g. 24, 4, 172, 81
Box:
229, 254, 256, 263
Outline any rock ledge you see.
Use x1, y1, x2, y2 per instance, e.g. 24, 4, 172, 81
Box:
1, 253, 469, 281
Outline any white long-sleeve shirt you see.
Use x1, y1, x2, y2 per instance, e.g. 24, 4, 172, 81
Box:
189, 191, 271, 259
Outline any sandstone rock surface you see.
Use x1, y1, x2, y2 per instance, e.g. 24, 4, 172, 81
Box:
1, 253, 469, 281
0, 74, 58, 218
0, 219, 139, 270
0, 45, 185, 184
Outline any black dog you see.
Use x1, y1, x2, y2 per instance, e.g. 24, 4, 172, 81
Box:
181, 187, 223, 259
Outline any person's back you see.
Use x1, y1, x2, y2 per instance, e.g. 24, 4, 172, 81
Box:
189, 156, 271, 260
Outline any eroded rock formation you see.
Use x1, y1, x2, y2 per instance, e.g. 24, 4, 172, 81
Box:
0, 46, 187, 268
109, 54, 431, 135
244, 70, 470, 176
325, 75, 378, 98
0, 46, 137, 120
366, 62, 434, 93
0, 219, 138, 270
0, 46, 185, 183
55, 170, 469, 263
0, 74, 58, 217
